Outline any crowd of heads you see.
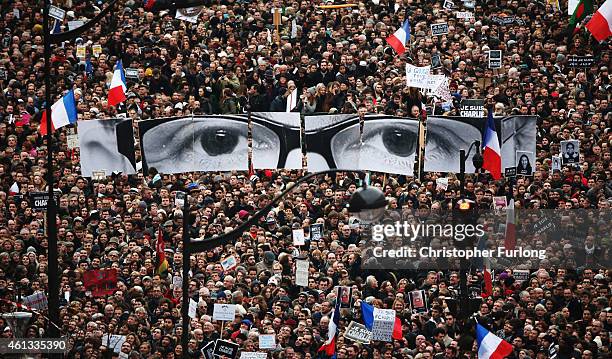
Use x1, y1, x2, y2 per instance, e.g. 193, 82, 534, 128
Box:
0, 0, 610, 358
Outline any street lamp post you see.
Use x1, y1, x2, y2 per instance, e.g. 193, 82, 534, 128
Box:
180, 170, 386, 358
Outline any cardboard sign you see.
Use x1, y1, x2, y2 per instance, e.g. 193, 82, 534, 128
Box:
213, 303, 236, 321
409, 290, 428, 313
460, 99, 484, 117
30, 191, 61, 211
240, 353, 267, 359
125, 68, 139, 79
456, 11, 474, 19
567, 55, 595, 68
513, 269, 530, 283
371, 308, 396, 342
67, 133, 79, 149
92, 44, 102, 57
189, 299, 198, 319
343, 321, 372, 344
292, 228, 305, 246
488, 50, 502, 69
431, 23, 449, 36
405, 64, 431, 88
101, 334, 127, 353
49, 5, 66, 21
221, 256, 237, 271
295, 259, 309, 287
310, 223, 323, 241
214, 339, 239, 359
22, 292, 48, 310
201, 341, 215, 359
259, 334, 276, 349
83, 268, 118, 297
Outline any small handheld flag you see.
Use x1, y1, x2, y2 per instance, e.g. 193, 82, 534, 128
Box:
386, 20, 411, 55
482, 109, 502, 180
476, 323, 513, 359
40, 89, 78, 135
108, 60, 127, 107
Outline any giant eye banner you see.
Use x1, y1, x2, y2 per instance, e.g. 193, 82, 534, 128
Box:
77, 119, 137, 177
138, 116, 250, 174
424, 115, 536, 174
78, 114, 536, 178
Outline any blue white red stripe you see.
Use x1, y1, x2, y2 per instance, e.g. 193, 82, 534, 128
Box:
476, 323, 513, 359
40, 90, 78, 135
385, 20, 411, 55
108, 60, 127, 107
319, 301, 340, 356
482, 109, 502, 179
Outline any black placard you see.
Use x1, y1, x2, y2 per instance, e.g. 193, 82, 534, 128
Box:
431, 23, 449, 36
213, 339, 239, 359
310, 223, 323, 241
460, 99, 484, 118
567, 55, 594, 68
504, 167, 516, 177
201, 341, 215, 359
490, 15, 525, 26
488, 50, 502, 69
30, 191, 61, 211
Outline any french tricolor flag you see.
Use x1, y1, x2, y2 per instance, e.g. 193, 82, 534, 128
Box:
385, 20, 411, 55
361, 302, 403, 340
482, 109, 502, 180
318, 301, 340, 356
476, 323, 513, 359
108, 60, 127, 107
40, 89, 78, 136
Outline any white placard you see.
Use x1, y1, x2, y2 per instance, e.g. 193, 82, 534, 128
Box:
175, 6, 203, 23
92, 44, 102, 57
371, 308, 396, 342
22, 292, 48, 310
67, 133, 79, 149
68, 20, 85, 31
295, 259, 309, 287
101, 334, 127, 353
189, 299, 198, 319
436, 177, 449, 190
456, 11, 474, 19
221, 255, 237, 271
91, 170, 106, 180
49, 5, 66, 21
240, 353, 268, 359
173, 275, 183, 289
292, 228, 305, 246
259, 334, 276, 349
213, 303, 236, 321
405, 64, 431, 88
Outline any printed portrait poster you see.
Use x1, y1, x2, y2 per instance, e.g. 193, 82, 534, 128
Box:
560, 140, 580, 165
493, 196, 508, 214
409, 290, 428, 313
551, 155, 562, 172
336, 286, 352, 308
516, 151, 535, 176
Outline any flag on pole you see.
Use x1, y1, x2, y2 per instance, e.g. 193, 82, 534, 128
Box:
586, 0, 612, 41
482, 109, 502, 180
108, 60, 127, 107
385, 20, 411, 55
156, 227, 169, 277
39, 90, 78, 136
476, 323, 513, 359
568, 0, 594, 39
318, 301, 340, 356
504, 199, 516, 250
286, 87, 298, 112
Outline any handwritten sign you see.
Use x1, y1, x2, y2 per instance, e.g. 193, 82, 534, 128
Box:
22, 292, 48, 310
213, 303, 236, 321
371, 308, 396, 342
295, 259, 309, 287
292, 228, 305, 246
259, 334, 276, 349
240, 353, 267, 359
101, 334, 126, 353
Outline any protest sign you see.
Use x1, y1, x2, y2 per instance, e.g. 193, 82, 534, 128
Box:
92, 170, 106, 180
214, 339, 239, 359
83, 268, 118, 297
201, 341, 215, 359
240, 353, 267, 359
67, 133, 79, 149
175, 191, 186, 208
125, 68, 139, 79
292, 228, 305, 246
30, 191, 61, 211
189, 299, 198, 319
436, 177, 449, 191
405, 64, 431, 88
443, 0, 455, 10
343, 321, 372, 344
221, 256, 237, 271
371, 308, 396, 342
92, 44, 102, 57
76, 45, 86, 59
516, 151, 535, 176
567, 55, 595, 68
22, 292, 48, 310
532, 216, 556, 236
295, 259, 309, 287
488, 50, 502, 69
551, 155, 561, 172
175, 6, 203, 23
456, 11, 474, 19
460, 99, 484, 117
505, 167, 517, 177
410, 290, 428, 313
490, 15, 526, 26
213, 304, 236, 321
68, 20, 85, 31
431, 53, 442, 69
310, 223, 323, 241
173, 275, 183, 289
493, 196, 507, 214
337, 286, 352, 308
259, 334, 276, 349
513, 269, 530, 283
561, 140, 580, 165
101, 334, 126, 353
49, 5, 66, 21
431, 23, 449, 35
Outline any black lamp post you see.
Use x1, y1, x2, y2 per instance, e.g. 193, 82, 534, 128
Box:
180, 170, 386, 358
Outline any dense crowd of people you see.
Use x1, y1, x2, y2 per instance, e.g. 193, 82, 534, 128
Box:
0, 0, 610, 358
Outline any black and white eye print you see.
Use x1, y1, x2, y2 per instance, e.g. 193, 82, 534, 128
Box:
78, 119, 137, 177
251, 112, 302, 170
423, 116, 482, 173
501, 116, 537, 172
139, 116, 249, 174
304, 114, 362, 172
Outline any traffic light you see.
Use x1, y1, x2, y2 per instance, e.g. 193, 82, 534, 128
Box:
144, 0, 209, 11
